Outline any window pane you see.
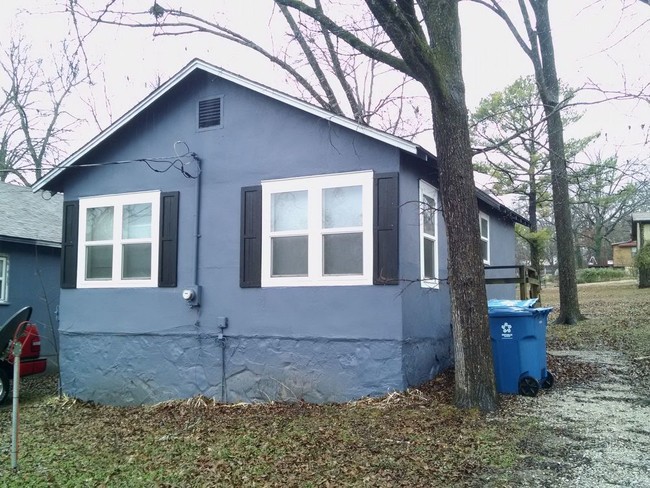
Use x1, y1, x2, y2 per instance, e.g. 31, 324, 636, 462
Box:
424, 237, 435, 280
323, 186, 362, 228
86, 245, 113, 279
480, 217, 489, 238
122, 243, 152, 279
272, 236, 308, 276
86, 207, 114, 241
481, 240, 489, 262
272, 191, 308, 231
123, 203, 152, 239
423, 194, 436, 236
323, 233, 363, 275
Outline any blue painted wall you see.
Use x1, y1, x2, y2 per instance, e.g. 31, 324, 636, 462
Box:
0, 241, 60, 369
53, 69, 516, 405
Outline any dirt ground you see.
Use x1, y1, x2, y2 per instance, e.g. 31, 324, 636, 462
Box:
505, 349, 650, 487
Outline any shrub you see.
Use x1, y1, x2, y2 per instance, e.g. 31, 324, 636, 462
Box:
636, 244, 650, 288
576, 267, 629, 284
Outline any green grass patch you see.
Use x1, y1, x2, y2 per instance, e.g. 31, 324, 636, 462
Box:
544, 282, 650, 378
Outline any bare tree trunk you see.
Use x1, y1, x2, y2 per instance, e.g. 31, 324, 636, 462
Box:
544, 107, 581, 322
533, 0, 583, 323
420, 2, 497, 411
431, 95, 497, 410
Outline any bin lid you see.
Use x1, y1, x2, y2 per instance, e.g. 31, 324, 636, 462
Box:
488, 306, 553, 317
488, 298, 538, 308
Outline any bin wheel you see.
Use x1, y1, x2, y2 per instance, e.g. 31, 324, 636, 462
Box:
518, 376, 540, 397
0, 369, 9, 404
541, 372, 554, 390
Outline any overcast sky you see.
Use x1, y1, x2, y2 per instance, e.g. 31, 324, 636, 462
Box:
2, 0, 649, 163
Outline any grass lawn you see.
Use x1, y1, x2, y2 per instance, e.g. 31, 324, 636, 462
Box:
0, 281, 647, 487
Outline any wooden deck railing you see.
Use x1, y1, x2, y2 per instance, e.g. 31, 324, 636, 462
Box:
484, 265, 540, 300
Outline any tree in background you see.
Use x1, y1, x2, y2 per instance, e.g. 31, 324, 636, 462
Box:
70, 0, 499, 411
0, 37, 90, 185
470, 0, 584, 324
570, 153, 650, 265
470, 76, 595, 278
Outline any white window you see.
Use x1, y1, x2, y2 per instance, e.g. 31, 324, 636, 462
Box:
419, 181, 439, 288
77, 191, 160, 288
0, 256, 8, 303
261, 171, 373, 287
479, 212, 490, 264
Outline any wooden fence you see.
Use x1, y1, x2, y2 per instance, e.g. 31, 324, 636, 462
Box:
484, 265, 540, 300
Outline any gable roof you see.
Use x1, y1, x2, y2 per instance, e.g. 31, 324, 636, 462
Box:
0, 182, 62, 247
33, 58, 528, 226
33, 59, 418, 192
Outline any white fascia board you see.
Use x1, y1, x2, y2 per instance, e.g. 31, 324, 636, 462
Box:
34, 59, 419, 192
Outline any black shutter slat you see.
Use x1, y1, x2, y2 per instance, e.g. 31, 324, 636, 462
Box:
240, 185, 262, 288
159, 191, 180, 287
374, 173, 399, 285
61, 200, 79, 289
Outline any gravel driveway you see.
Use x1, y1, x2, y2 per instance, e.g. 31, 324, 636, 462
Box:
510, 349, 650, 487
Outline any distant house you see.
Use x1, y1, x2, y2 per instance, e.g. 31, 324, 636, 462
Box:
632, 213, 650, 252
611, 240, 637, 267
0, 181, 61, 369
34, 59, 527, 405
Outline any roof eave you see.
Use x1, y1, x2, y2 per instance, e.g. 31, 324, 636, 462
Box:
33, 58, 418, 192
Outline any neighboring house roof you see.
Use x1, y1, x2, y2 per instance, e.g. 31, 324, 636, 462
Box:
611, 240, 637, 248
33, 58, 528, 226
0, 181, 62, 247
632, 212, 650, 222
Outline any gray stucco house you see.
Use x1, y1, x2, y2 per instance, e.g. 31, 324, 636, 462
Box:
0, 181, 61, 370
34, 59, 525, 405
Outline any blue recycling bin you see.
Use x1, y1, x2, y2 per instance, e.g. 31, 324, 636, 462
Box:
488, 305, 554, 396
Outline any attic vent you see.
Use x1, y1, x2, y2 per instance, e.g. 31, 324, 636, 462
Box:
198, 97, 222, 129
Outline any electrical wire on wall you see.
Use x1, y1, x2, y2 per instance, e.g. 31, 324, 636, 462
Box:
0, 141, 202, 194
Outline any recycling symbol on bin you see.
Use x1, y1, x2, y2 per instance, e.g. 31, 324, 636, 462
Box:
501, 322, 512, 334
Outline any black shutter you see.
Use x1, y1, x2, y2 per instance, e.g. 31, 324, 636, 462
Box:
158, 191, 180, 287
240, 185, 262, 288
374, 173, 399, 284
61, 200, 79, 289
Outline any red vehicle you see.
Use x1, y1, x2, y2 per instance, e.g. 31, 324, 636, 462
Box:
0, 307, 47, 404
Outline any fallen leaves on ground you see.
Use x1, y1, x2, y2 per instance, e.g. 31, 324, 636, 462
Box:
0, 281, 647, 487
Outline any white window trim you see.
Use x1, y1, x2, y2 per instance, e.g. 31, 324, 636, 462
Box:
77, 191, 160, 288
480, 211, 490, 265
419, 180, 439, 289
261, 171, 374, 287
0, 255, 8, 303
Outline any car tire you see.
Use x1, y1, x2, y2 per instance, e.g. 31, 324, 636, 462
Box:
0, 369, 9, 404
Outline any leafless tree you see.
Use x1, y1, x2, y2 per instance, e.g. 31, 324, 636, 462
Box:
65, 1, 431, 139
0, 37, 90, 185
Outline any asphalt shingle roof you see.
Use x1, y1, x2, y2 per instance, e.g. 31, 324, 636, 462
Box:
0, 182, 62, 245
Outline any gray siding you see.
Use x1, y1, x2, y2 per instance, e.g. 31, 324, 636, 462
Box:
0, 241, 60, 369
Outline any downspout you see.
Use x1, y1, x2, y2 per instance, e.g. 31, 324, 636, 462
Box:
192, 153, 202, 292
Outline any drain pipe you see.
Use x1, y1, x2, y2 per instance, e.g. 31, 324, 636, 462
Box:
192, 153, 202, 291
11, 339, 21, 471
217, 317, 228, 402
10, 321, 31, 471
